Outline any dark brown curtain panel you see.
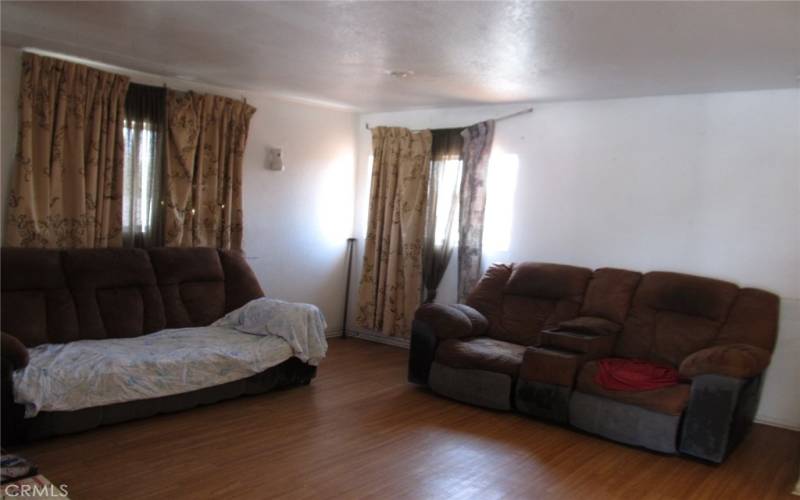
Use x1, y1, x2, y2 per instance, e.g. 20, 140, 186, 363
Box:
122, 83, 166, 248
5, 52, 130, 248
422, 128, 463, 303
457, 120, 495, 302
164, 91, 256, 249
356, 127, 432, 338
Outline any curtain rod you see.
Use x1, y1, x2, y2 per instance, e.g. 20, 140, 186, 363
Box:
364, 106, 533, 131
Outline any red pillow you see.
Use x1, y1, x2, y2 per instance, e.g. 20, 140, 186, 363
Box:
594, 358, 679, 391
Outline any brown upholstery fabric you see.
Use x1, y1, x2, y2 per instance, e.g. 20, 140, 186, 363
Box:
1, 332, 29, 369
505, 262, 592, 301
219, 250, 265, 311
1, 248, 79, 346
465, 263, 512, 328
519, 347, 581, 386
616, 272, 740, 366
148, 247, 226, 327
577, 361, 691, 416
0, 247, 265, 347
465, 262, 591, 346
580, 268, 642, 323
436, 337, 525, 376
716, 288, 780, 351
451, 304, 489, 337
679, 344, 771, 379
414, 304, 476, 340
62, 249, 166, 339
540, 330, 616, 360
556, 316, 621, 335
634, 272, 739, 320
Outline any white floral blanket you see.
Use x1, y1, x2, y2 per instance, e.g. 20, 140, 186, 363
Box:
13, 299, 328, 418
212, 298, 328, 366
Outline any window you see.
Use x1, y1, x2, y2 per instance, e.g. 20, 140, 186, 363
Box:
121, 83, 166, 247
482, 152, 519, 254
432, 156, 462, 244
122, 121, 157, 236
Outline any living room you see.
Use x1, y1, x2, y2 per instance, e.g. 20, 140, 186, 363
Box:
0, 2, 798, 499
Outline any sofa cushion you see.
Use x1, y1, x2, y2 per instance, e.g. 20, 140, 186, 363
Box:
580, 268, 641, 323
148, 247, 227, 327
466, 262, 592, 346
465, 263, 513, 331
414, 304, 476, 340
576, 360, 691, 416
716, 288, 780, 351
0, 248, 79, 347
62, 249, 166, 340
436, 337, 526, 376
594, 358, 680, 391
615, 272, 740, 366
505, 262, 593, 301
1, 332, 29, 369
634, 272, 739, 321
679, 344, 771, 379
219, 250, 265, 311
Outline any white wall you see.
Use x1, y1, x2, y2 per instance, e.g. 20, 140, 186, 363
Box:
353, 89, 800, 429
1, 46, 358, 334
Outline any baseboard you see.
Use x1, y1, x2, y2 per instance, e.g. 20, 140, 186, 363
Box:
754, 416, 800, 432
345, 329, 410, 349
326, 329, 344, 339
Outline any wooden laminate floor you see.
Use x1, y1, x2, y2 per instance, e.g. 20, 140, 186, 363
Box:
13, 338, 800, 500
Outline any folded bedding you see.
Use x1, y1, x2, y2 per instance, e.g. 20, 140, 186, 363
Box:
13, 299, 328, 418
213, 298, 328, 365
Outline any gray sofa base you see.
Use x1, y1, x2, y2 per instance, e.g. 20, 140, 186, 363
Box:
569, 391, 681, 454
515, 380, 571, 423
679, 374, 761, 463
6, 357, 316, 443
429, 362, 513, 410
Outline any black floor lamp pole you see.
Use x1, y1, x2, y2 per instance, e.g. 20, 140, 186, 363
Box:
342, 238, 356, 339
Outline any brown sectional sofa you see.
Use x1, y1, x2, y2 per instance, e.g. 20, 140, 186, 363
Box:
1, 247, 317, 443
409, 262, 779, 463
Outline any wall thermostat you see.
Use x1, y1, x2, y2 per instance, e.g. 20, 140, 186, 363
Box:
266, 147, 284, 171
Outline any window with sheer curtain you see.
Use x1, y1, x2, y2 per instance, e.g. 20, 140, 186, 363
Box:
422, 129, 464, 303
122, 83, 166, 248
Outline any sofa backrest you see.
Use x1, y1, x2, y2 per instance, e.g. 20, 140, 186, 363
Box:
466, 262, 593, 345
1, 248, 80, 347
463, 262, 779, 362
615, 272, 779, 366
579, 268, 642, 324
62, 248, 166, 340
1, 247, 264, 347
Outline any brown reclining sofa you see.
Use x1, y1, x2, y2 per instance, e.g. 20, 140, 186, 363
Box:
409, 263, 779, 463
1, 247, 316, 444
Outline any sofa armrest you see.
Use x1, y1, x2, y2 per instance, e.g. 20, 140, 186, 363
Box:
679, 373, 763, 462
1, 332, 29, 370
516, 347, 584, 423
679, 344, 770, 379
413, 303, 488, 340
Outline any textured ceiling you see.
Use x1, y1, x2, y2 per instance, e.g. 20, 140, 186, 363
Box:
2, 1, 798, 111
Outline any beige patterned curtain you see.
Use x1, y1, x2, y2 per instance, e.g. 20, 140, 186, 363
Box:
164, 91, 255, 249
4, 52, 130, 248
356, 127, 432, 338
